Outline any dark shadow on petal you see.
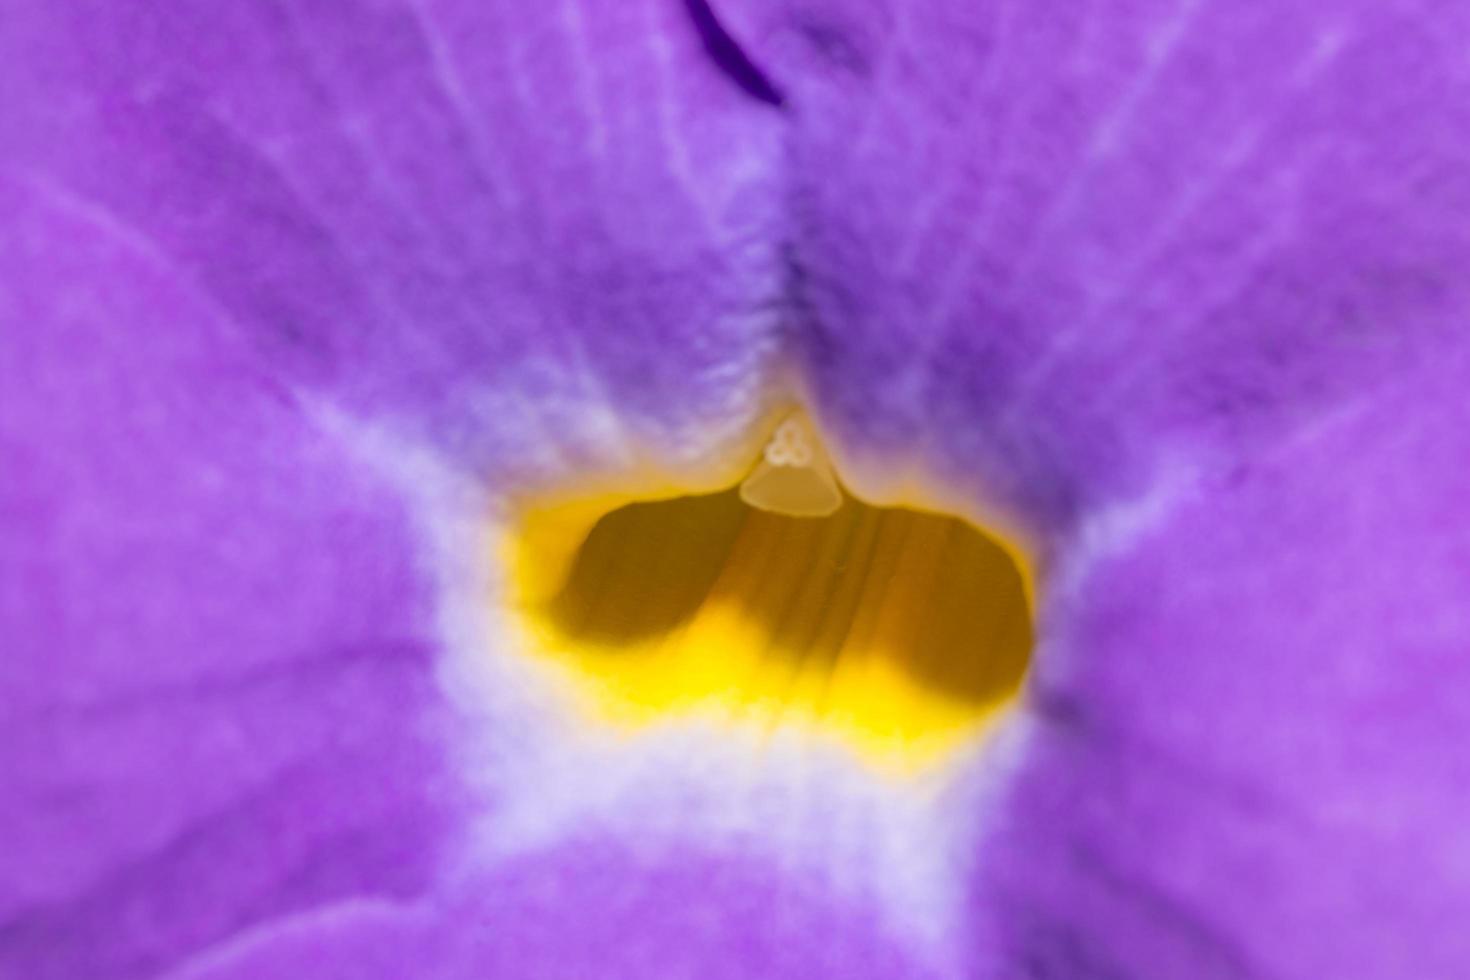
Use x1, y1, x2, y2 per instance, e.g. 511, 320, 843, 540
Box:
683, 0, 785, 107
540, 486, 1031, 711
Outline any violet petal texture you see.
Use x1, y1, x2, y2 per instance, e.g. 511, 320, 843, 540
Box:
3, 0, 1469, 977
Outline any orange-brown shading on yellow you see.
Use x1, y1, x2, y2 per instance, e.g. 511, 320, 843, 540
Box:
505, 431, 1034, 774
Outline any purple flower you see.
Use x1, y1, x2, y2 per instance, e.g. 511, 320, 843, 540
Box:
3, 1, 1469, 977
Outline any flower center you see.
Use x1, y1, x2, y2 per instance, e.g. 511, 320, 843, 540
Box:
506, 417, 1034, 773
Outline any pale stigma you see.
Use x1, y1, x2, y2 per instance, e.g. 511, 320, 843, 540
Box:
739, 413, 843, 518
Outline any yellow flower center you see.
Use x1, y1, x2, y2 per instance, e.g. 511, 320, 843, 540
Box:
504, 414, 1034, 775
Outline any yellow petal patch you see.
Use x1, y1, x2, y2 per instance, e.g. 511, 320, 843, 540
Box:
503, 421, 1035, 775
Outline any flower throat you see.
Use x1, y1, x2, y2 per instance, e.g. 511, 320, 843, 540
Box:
507, 413, 1034, 773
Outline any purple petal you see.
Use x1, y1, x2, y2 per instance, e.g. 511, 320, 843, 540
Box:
709, 0, 1470, 973
8, 0, 1470, 976
159, 841, 941, 979
976, 350, 1470, 976
0, 176, 453, 977
718, 0, 1470, 529
3, 0, 786, 475
1, 2, 902, 976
